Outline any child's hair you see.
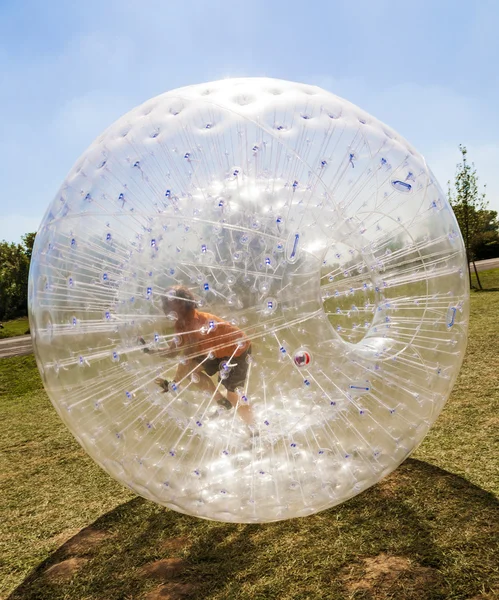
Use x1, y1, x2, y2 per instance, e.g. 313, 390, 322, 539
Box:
162, 286, 197, 316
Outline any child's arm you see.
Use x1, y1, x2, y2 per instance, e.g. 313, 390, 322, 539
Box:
138, 335, 183, 357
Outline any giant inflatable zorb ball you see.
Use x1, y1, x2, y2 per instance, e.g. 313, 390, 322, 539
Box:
29, 78, 469, 522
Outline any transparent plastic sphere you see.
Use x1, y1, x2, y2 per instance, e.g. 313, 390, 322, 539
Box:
28, 78, 469, 523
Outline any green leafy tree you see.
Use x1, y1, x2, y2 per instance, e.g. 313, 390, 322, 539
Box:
22, 232, 36, 261
448, 145, 489, 289
0, 233, 36, 320
472, 209, 499, 261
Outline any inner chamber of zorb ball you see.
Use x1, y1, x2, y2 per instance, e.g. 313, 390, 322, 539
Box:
28, 78, 469, 522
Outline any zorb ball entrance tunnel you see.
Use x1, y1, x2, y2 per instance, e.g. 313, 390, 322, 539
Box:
28, 78, 469, 523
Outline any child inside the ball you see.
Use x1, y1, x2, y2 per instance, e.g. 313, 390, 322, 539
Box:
140, 286, 254, 426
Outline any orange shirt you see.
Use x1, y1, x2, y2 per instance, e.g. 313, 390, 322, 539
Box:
174, 310, 250, 359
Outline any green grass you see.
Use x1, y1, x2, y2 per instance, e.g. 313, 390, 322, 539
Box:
1, 276, 498, 600
0, 317, 30, 339
470, 266, 499, 290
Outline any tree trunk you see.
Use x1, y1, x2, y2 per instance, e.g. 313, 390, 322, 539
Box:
472, 260, 483, 290
465, 248, 475, 289
468, 261, 474, 288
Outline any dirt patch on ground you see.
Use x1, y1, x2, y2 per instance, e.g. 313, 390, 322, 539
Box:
160, 537, 190, 553
43, 528, 80, 548
43, 557, 88, 581
343, 553, 443, 598
141, 558, 188, 580
143, 582, 197, 599
60, 527, 112, 555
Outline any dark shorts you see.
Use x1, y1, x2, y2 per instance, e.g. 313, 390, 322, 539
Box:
195, 346, 251, 392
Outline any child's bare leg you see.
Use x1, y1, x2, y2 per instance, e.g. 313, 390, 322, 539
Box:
226, 390, 254, 425
195, 370, 227, 404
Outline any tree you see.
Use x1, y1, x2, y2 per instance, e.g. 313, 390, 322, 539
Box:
0, 233, 36, 320
472, 209, 499, 261
448, 145, 489, 289
22, 232, 36, 261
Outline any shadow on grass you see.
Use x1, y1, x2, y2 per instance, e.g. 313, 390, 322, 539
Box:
8, 458, 499, 600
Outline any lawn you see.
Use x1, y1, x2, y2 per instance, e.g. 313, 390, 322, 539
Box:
470, 266, 499, 291
0, 317, 29, 339
0, 272, 498, 600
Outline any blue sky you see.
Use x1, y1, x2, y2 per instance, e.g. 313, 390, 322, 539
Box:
1, 0, 498, 243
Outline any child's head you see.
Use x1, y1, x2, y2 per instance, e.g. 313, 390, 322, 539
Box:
161, 286, 197, 319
